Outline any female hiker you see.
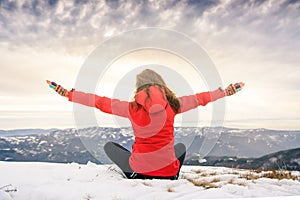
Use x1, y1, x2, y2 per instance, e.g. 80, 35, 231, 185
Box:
47, 69, 244, 180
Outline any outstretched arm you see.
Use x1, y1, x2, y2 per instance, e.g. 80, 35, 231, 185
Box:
178, 82, 244, 114
46, 80, 130, 118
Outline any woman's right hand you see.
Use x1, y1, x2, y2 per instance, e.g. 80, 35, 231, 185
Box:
46, 80, 71, 98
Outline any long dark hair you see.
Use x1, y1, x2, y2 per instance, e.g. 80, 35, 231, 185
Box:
135, 69, 180, 113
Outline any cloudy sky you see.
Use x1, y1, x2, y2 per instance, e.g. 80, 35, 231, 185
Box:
0, 0, 299, 130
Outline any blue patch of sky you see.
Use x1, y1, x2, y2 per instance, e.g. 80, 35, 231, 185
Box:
21, 0, 40, 17
187, 0, 219, 8
226, 0, 268, 11
20, 0, 59, 17
136, 0, 164, 26
281, 0, 300, 9
185, 0, 220, 18
105, 0, 119, 9
0, 0, 17, 12
0, 12, 14, 39
48, 0, 58, 7
70, 8, 81, 17
31, 0, 42, 17
284, 0, 300, 5
75, 0, 90, 6
251, 0, 268, 7
0, 12, 7, 27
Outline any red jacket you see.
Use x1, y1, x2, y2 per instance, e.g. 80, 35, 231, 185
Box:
69, 86, 225, 176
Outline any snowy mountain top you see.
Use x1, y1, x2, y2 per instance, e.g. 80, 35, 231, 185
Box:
0, 162, 299, 200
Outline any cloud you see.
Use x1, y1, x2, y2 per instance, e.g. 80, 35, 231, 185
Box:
0, 0, 297, 57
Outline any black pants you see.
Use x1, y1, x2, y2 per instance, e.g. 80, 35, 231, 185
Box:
104, 142, 186, 180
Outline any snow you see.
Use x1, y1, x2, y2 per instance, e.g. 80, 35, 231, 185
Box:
198, 158, 207, 163
0, 162, 300, 200
38, 140, 47, 146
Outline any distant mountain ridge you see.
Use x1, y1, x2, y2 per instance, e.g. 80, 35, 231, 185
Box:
0, 127, 299, 170
186, 147, 300, 171
0, 128, 58, 137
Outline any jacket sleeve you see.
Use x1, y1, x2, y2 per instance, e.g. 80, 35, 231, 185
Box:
178, 88, 225, 114
68, 90, 130, 118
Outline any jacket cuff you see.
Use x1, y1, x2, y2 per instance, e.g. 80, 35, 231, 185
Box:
210, 87, 225, 102
68, 88, 75, 101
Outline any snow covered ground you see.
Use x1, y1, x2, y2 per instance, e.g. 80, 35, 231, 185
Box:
0, 162, 300, 200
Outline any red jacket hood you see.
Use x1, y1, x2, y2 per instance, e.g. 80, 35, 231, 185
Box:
135, 85, 167, 114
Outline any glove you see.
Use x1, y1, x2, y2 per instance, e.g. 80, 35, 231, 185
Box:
46, 80, 72, 98
224, 82, 245, 96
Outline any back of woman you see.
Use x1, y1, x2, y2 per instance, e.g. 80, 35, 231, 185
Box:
46, 68, 244, 179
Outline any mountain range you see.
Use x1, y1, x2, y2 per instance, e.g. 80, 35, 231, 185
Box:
0, 127, 299, 170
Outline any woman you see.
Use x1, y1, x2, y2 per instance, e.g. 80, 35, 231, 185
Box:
47, 69, 244, 180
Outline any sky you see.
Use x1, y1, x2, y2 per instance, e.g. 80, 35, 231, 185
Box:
0, 0, 300, 130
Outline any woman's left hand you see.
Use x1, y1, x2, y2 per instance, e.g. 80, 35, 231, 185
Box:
224, 82, 245, 96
